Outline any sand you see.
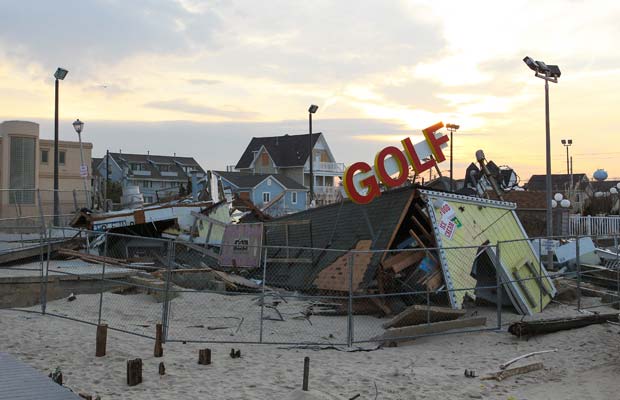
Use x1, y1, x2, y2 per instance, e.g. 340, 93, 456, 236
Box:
1, 291, 620, 399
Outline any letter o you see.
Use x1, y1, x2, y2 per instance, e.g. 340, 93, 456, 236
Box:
374, 146, 408, 187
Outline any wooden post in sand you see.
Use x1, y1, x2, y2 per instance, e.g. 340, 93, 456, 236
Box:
198, 349, 211, 365
127, 358, 143, 386
95, 324, 107, 357
302, 357, 310, 391
154, 323, 163, 357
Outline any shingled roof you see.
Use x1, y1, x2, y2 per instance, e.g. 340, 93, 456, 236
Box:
213, 170, 308, 190
107, 152, 205, 181
235, 133, 322, 169
526, 173, 589, 192
262, 186, 415, 291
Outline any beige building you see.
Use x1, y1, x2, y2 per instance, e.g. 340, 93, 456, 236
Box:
0, 120, 93, 219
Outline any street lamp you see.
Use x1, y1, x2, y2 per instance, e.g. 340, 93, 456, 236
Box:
308, 104, 319, 204
446, 123, 460, 191
53, 67, 68, 226
561, 139, 572, 174
72, 119, 90, 209
523, 56, 561, 273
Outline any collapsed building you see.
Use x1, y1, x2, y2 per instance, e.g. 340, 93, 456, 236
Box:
261, 186, 555, 315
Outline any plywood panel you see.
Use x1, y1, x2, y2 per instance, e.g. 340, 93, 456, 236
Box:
314, 240, 373, 292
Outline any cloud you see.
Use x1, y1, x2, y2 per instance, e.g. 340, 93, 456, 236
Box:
188, 79, 221, 85
144, 99, 258, 119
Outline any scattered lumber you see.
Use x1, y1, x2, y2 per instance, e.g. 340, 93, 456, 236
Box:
500, 349, 557, 370
126, 358, 143, 386
382, 251, 425, 273
381, 305, 466, 329
508, 313, 619, 338
373, 316, 487, 342
58, 248, 128, 266
481, 362, 543, 381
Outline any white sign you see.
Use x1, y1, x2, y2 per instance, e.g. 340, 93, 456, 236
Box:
438, 218, 457, 239
80, 165, 88, 178
439, 201, 456, 222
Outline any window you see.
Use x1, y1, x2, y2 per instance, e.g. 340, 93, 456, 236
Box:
262, 192, 270, 203
291, 191, 297, 204
59, 151, 66, 165
159, 164, 171, 172
144, 196, 153, 203
10, 136, 36, 204
130, 163, 147, 171
261, 152, 270, 166
41, 149, 49, 164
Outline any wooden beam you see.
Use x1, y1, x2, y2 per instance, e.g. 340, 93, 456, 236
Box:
381, 305, 466, 329
508, 313, 620, 337
267, 258, 312, 264
382, 251, 425, 273
374, 316, 486, 342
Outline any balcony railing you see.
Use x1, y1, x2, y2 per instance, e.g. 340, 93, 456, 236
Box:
305, 162, 345, 173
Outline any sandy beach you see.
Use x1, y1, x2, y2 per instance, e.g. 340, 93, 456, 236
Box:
1, 290, 620, 400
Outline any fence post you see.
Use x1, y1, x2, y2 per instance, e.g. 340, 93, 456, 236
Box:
259, 246, 267, 344
586, 215, 591, 236
347, 253, 354, 347
576, 236, 581, 311
161, 240, 174, 343
35, 189, 48, 314
496, 242, 502, 330
614, 236, 620, 305
98, 231, 108, 325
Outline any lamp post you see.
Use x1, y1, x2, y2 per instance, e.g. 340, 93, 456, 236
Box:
561, 139, 572, 174
308, 104, 319, 204
446, 123, 460, 192
523, 56, 561, 273
72, 119, 90, 209
53, 67, 68, 226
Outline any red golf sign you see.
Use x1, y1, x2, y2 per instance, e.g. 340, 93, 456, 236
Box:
343, 122, 448, 204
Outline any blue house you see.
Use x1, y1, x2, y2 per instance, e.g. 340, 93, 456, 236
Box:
212, 171, 308, 216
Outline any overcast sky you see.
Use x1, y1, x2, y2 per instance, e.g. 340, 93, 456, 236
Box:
1, 0, 620, 181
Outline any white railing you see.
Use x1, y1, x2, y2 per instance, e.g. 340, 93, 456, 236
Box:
306, 162, 345, 173
569, 215, 620, 236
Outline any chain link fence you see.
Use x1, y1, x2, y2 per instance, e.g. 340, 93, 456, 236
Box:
2, 222, 619, 345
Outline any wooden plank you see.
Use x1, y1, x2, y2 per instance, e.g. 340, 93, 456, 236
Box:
508, 313, 619, 337
482, 362, 544, 381
381, 191, 415, 263
382, 251, 425, 273
381, 305, 466, 329
411, 215, 434, 243
375, 316, 487, 341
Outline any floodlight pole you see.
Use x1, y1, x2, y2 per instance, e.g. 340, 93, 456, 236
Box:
544, 76, 553, 272
309, 111, 314, 202
53, 78, 60, 226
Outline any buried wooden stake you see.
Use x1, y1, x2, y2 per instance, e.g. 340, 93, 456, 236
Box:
198, 349, 212, 365
95, 324, 107, 357
154, 323, 163, 357
126, 358, 143, 386
158, 362, 166, 376
302, 356, 310, 391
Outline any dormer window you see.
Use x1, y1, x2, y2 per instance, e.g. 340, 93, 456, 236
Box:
159, 164, 171, 172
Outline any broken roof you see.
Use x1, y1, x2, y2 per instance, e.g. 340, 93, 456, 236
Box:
235, 133, 322, 169
214, 170, 308, 190
262, 186, 415, 291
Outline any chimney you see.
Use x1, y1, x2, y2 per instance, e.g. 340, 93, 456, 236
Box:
119, 149, 122, 154
147, 150, 150, 155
